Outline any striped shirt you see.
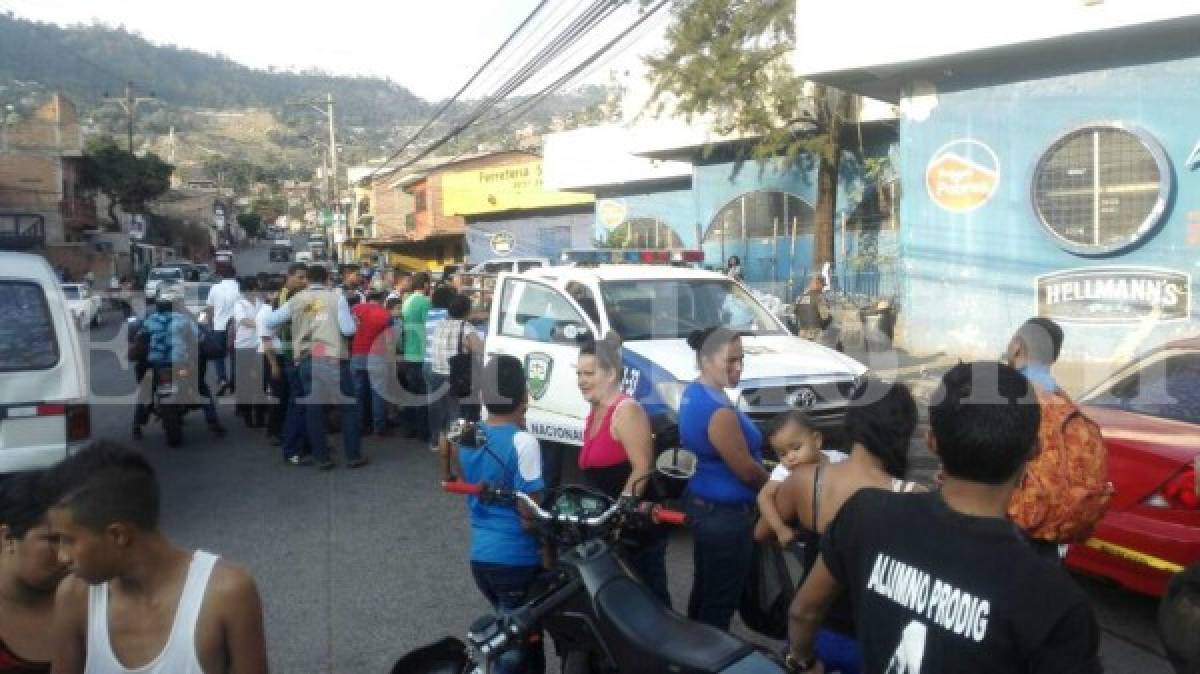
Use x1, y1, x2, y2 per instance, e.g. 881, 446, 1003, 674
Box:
424, 308, 447, 365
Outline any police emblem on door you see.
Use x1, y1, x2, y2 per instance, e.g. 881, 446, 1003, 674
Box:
788, 387, 818, 409
526, 353, 554, 400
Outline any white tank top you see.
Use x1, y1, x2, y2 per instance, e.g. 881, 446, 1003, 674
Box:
84, 551, 218, 674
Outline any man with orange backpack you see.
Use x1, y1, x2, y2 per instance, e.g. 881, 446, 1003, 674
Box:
1004, 317, 1114, 561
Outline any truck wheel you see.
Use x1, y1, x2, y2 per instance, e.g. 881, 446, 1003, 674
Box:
162, 408, 184, 447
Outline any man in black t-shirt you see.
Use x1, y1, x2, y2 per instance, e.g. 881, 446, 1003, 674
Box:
786, 362, 1102, 674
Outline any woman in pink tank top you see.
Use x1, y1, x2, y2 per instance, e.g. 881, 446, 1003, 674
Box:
576, 334, 670, 604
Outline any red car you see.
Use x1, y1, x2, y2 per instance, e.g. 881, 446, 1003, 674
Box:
1065, 337, 1200, 597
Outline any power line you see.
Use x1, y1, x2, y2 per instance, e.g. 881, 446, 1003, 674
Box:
395, 0, 669, 172
365, 0, 552, 182
375, 0, 623, 176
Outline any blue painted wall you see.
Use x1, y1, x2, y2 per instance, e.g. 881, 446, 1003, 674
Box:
465, 210, 593, 264
585, 155, 891, 302
898, 56, 1200, 363
592, 184, 698, 246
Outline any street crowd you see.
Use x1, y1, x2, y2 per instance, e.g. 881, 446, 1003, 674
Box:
0, 262, 1197, 674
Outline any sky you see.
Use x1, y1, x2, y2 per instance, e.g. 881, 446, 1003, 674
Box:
0, 0, 669, 102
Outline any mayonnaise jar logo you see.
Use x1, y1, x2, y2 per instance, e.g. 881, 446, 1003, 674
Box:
925, 140, 1000, 213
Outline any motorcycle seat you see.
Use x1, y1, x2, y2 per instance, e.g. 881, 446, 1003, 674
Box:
594, 575, 753, 671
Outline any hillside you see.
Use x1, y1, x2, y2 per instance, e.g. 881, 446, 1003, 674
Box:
0, 13, 609, 186
0, 13, 430, 128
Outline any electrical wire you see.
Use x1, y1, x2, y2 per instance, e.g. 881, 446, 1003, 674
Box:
365, 0, 552, 182
377, 0, 630, 176
404, 0, 669, 171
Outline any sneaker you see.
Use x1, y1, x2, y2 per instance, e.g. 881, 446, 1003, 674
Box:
317, 460, 336, 471
287, 455, 313, 466
348, 457, 369, 469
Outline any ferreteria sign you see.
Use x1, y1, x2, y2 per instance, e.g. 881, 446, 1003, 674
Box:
1036, 267, 1191, 323
442, 160, 593, 216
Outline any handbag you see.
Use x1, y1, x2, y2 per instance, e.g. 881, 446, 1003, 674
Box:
739, 537, 813, 640
447, 320, 476, 397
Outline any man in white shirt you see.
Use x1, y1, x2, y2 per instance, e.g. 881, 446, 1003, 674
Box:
232, 280, 265, 426
205, 266, 241, 394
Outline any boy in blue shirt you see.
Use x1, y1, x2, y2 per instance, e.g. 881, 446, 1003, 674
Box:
451, 354, 545, 673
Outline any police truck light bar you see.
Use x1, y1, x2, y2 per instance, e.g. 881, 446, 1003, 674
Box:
560, 249, 705, 265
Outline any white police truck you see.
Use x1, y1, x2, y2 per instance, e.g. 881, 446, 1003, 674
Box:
482, 249, 867, 461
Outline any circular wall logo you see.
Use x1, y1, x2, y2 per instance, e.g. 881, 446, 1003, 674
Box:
597, 199, 628, 229
490, 231, 515, 256
925, 139, 1000, 213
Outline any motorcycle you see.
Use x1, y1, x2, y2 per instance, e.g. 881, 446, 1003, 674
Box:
128, 315, 210, 448
394, 478, 786, 674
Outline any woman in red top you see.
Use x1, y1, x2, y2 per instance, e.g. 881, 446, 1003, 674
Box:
351, 289, 395, 436
576, 333, 670, 604
0, 471, 66, 673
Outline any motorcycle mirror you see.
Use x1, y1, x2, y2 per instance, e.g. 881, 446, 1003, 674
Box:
655, 448, 697, 480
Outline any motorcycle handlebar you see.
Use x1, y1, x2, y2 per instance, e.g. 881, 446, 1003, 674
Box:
651, 506, 687, 527
443, 481, 690, 528
441, 481, 483, 496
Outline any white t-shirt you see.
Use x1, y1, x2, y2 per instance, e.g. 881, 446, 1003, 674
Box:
206, 279, 241, 330
255, 303, 280, 354
513, 431, 543, 482
232, 298, 261, 349
769, 449, 849, 482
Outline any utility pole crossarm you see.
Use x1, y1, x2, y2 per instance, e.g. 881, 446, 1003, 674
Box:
104, 81, 155, 153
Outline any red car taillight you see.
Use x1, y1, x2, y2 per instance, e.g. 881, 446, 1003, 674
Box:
65, 403, 90, 442
1146, 461, 1199, 510
33, 403, 90, 442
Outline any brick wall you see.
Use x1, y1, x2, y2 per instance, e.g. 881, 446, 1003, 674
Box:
410, 151, 540, 239
369, 178, 413, 239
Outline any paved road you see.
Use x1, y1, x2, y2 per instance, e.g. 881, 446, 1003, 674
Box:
72, 245, 1171, 673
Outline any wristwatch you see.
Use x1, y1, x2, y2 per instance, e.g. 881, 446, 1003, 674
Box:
785, 652, 818, 673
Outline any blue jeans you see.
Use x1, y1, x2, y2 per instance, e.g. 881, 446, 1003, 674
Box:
352, 355, 388, 434
281, 360, 310, 460
297, 356, 360, 464
425, 367, 457, 443
470, 562, 546, 674
684, 494, 756, 630
212, 330, 228, 382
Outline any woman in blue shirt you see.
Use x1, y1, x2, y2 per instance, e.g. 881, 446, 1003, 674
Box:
679, 326, 770, 630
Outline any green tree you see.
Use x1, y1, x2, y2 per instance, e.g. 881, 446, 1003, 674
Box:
79, 135, 174, 231
237, 212, 263, 238
643, 0, 853, 267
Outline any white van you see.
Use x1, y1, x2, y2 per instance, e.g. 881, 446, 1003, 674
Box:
0, 253, 91, 471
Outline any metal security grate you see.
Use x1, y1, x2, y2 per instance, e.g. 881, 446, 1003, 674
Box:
1034, 125, 1166, 253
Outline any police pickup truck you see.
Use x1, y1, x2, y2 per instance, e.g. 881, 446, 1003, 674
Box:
481, 249, 866, 458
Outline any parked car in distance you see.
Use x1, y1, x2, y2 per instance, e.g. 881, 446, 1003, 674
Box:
1066, 336, 1200, 597
469, 257, 550, 274
144, 266, 185, 300
0, 252, 91, 472
61, 283, 101, 329
181, 281, 213, 319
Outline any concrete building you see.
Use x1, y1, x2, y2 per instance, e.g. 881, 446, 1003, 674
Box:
794, 0, 1200, 376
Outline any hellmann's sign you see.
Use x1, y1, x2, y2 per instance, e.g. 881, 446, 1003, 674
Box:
1036, 267, 1191, 323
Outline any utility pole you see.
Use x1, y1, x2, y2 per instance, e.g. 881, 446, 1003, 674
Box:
326, 93, 338, 208
105, 81, 155, 153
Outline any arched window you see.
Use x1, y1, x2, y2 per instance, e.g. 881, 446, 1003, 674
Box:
704, 191, 814, 244
602, 218, 684, 249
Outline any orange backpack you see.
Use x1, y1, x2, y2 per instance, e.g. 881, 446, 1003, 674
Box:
1008, 387, 1114, 543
